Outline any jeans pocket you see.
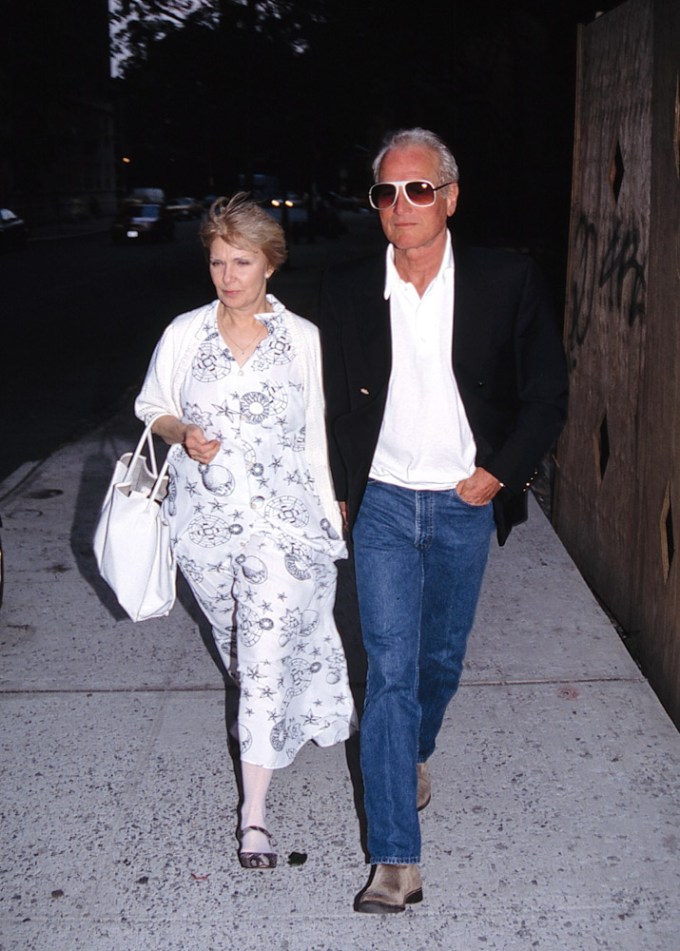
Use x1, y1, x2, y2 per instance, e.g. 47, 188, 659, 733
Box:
453, 486, 489, 509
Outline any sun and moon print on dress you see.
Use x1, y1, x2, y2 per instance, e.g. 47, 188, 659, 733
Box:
166, 301, 354, 768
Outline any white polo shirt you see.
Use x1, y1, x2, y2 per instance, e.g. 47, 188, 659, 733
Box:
369, 233, 477, 490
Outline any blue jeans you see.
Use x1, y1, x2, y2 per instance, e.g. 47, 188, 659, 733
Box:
353, 480, 494, 864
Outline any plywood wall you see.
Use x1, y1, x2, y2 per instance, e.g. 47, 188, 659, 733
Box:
554, 0, 680, 725
630, 0, 680, 723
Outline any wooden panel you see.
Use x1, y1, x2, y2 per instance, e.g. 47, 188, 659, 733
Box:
555, 0, 652, 625
630, 0, 680, 724
555, 0, 680, 728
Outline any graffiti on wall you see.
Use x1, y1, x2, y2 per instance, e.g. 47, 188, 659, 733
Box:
567, 213, 647, 365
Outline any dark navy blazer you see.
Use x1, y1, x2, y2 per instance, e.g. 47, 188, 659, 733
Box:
319, 239, 569, 545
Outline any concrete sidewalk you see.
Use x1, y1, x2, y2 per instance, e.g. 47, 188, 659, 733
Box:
1, 399, 679, 951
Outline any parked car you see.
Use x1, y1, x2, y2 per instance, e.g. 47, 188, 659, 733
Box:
111, 201, 175, 244
0, 208, 28, 250
130, 187, 166, 204
269, 193, 303, 210
265, 194, 307, 227
325, 191, 364, 213
166, 196, 203, 220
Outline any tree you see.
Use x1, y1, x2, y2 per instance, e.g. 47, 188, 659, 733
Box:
110, 0, 219, 76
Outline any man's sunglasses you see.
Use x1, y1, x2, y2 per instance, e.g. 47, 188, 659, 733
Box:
368, 179, 455, 210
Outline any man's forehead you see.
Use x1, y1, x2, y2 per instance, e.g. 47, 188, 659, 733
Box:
380, 144, 440, 175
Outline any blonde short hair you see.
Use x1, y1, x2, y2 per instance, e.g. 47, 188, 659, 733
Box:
199, 192, 287, 270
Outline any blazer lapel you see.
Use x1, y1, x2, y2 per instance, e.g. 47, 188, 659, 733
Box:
452, 238, 474, 366
353, 255, 392, 396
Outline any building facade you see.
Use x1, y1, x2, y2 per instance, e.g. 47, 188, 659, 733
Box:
0, 0, 116, 224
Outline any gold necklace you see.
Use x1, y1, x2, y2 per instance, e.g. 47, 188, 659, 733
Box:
220, 321, 265, 355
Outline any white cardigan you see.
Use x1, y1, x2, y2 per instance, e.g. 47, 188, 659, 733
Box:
135, 296, 344, 541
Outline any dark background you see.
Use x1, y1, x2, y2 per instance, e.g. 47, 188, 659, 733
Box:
2, 0, 623, 255
108, 0, 618, 255
1, 0, 623, 483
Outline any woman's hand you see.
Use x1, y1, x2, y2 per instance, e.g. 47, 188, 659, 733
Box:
151, 416, 221, 464
182, 424, 221, 465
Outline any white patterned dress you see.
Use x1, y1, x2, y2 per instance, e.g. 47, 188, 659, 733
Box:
165, 299, 355, 768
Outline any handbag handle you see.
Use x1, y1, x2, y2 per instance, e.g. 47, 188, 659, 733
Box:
127, 422, 161, 478
124, 423, 170, 503
148, 457, 171, 504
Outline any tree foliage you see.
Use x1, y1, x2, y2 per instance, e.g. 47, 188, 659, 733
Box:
110, 0, 330, 76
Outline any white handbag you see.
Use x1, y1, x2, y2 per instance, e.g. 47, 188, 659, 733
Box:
93, 423, 176, 621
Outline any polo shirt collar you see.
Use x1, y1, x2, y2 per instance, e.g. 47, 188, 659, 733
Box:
383, 230, 454, 300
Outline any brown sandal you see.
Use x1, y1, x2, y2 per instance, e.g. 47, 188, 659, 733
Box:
237, 825, 277, 869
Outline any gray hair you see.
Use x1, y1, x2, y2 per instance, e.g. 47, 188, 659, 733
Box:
199, 192, 287, 270
372, 128, 460, 185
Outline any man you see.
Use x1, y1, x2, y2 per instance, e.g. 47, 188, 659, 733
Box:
319, 128, 568, 914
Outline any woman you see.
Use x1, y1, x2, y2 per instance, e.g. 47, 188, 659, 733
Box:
136, 193, 356, 869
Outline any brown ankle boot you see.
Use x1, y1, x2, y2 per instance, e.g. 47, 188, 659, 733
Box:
354, 863, 423, 914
